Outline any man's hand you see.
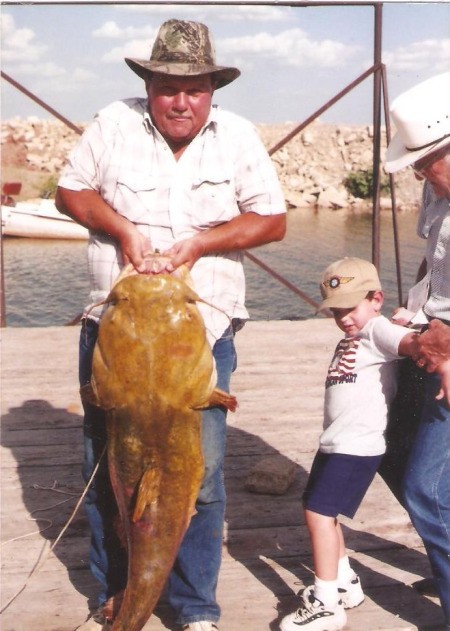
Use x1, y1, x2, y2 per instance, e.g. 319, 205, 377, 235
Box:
416, 319, 450, 372
162, 237, 206, 271
160, 212, 286, 272
414, 320, 450, 404
117, 225, 152, 273
434, 359, 450, 404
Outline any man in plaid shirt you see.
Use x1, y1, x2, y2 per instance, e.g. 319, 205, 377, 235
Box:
56, 19, 286, 631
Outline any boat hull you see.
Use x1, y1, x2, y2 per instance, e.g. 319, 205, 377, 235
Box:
1, 201, 88, 240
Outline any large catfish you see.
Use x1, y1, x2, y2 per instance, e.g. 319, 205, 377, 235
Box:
84, 265, 237, 631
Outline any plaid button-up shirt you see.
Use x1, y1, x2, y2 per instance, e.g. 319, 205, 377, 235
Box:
418, 182, 450, 323
59, 99, 286, 343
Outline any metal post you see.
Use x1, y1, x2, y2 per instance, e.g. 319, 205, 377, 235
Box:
381, 63, 403, 306
268, 65, 377, 156
372, 2, 383, 270
0, 225, 6, 327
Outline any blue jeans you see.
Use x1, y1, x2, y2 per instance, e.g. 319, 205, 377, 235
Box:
402, 372, 450, 625
79, 318, 237, 622
79, 319, 128, 606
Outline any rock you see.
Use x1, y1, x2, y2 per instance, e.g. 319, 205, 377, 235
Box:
317, 185, 348, 209
244, 455, 297, 495
27, 153, 46, 168
1, 117, 422, 209
301, 130, 315, 146
285, 191, 316, 208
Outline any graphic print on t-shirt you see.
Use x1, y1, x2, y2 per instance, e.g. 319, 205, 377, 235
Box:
325, 337, 360, 388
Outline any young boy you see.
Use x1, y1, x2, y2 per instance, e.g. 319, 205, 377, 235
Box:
280, 257, 450, 631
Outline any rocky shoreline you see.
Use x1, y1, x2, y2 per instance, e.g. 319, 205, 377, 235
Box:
1, 117, 422, 210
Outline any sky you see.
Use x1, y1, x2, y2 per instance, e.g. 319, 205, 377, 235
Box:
1, 1, 449, 127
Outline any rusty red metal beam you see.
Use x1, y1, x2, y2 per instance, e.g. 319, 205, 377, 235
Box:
1, 71, 83, 135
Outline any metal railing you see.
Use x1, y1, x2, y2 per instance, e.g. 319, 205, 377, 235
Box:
1, 2, 402, 326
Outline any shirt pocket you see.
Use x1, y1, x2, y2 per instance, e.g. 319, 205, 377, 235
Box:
113, 171, 164, 225
191, 167, 240, 227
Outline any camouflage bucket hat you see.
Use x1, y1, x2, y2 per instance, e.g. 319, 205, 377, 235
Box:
125, 19, 240, 89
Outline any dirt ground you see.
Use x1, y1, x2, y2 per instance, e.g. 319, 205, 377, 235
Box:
1, 143, 53, 201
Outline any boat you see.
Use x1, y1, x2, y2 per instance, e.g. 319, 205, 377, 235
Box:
1, 198, 88, 240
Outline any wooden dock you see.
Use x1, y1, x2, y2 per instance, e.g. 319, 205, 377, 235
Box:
1, 321, 442, 631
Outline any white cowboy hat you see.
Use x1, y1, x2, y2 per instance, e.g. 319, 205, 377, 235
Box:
385, 72, 450, 173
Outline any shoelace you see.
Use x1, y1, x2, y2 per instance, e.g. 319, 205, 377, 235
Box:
293, 590, 326, 620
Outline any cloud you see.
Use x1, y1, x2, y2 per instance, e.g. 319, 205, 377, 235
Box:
93, 20, 158, 63
72, 67, 97, 82
219, 28, 361, 69
5, 61, 66, 81
214, 5, 288, 22
93, 21, 156, 40
47, 67, 98, 94
115, 4, 287, 23
1, 13, 96, 83
102, 40, 153, 64
0, 13, 47, 63
384, 38, 450, 72
98, 23, 360, 71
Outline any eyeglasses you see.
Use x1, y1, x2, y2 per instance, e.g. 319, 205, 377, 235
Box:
410, 144, 450, 177
411, 157, 435, 177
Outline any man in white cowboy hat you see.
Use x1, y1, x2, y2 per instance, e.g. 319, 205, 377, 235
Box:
385, 71, 450, 631
56, 19, 286, 631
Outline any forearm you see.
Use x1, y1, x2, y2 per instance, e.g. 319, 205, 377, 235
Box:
194, 212, 286, 255
162, 211, 286, 271
55, 187, 150, 271
55, 187, 132, 238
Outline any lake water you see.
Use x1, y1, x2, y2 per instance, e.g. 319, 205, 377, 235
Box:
2, 208, 424, 327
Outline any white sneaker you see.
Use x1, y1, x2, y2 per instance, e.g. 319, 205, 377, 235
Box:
280, 586, 347, 631
182, 623, 219, 631
338, 574, 365, 609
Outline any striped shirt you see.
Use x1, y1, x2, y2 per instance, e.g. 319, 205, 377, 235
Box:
59, 99, 286, 343
418, 182, 450, 322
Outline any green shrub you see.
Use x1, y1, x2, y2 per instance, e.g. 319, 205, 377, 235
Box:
39, 174, 59, 199
344, 168, 390, 199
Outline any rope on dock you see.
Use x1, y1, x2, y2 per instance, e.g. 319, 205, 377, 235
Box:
0, 446, 106, 614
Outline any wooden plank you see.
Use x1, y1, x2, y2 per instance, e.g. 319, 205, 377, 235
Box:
1, 322, 444, 631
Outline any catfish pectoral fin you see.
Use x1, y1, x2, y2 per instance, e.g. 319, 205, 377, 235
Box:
132, 466, 162, 523
207, 388, 238, 413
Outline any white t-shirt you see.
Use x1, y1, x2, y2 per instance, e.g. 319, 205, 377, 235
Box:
320, 315, 411, 457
